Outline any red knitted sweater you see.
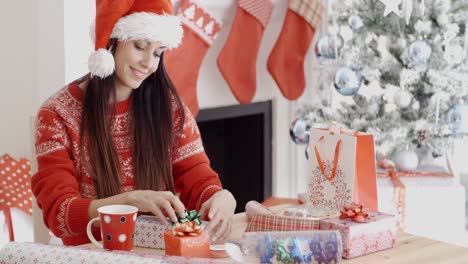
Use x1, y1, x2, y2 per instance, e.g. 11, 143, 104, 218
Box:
32, 82, 222, 246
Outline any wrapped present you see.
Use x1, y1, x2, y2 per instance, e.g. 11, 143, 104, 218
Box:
378, 175, 465, 244
320, 204, 397, 259
164, 231, 210, 258
134, 215, 172, 249
245, 205, 340, 233
164, 210, 211, 258
307, 128, 378, 211
245, 214, 320, 233
226, 230, 343, 263
377, 158, 466, 245
0, 242, 230, 264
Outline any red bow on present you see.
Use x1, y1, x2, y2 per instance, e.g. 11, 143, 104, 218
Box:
172, 221, 202, 237
171, 210, 203, 237
339, 203, 369, 223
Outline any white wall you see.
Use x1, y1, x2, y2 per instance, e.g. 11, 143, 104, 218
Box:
0, 1, 38, 159
64, 1, 94, 83
37, 0, 65, 108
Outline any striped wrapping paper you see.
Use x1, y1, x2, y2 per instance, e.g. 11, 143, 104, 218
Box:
245, 214, 320, 232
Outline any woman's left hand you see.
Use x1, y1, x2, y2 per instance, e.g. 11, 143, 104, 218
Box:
199, 189, 236, 242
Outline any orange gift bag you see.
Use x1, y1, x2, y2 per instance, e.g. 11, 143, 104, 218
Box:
307, 128, 378, 211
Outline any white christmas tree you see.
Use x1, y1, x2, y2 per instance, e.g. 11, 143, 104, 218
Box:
298, 0, 468, 162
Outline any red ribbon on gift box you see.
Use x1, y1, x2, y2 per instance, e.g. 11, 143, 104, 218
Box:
171, 210, 203, 237
376, 158, 452, 231
172, 221, 202, 237
339, 203, 370, 223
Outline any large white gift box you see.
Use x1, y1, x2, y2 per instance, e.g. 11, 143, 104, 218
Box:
377, 176, 466, 245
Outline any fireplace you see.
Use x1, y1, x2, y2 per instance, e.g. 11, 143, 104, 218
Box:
196, 101, 272, 213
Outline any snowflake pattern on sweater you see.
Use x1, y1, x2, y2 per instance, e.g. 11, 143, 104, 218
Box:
32, 82, 222, 245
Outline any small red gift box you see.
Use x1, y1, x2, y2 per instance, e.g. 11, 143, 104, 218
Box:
164, 231, 210, 258
320, 209, 397, 259
164, 210, 211, 258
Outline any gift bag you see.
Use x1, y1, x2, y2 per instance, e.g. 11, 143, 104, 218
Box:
307, 128, 378, 211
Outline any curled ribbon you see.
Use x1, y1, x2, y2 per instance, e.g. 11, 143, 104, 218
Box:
377, 158, 452, 178
172, 210, 202, 237
377, 159, 406, 229
339, 203, 369, 223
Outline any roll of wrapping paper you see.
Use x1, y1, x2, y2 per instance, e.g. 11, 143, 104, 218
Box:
225, 230, 343, 263
245, 200, 276, 220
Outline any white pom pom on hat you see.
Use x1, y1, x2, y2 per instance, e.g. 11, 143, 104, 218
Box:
88, 0, 184, 78
88, 49, 115, 78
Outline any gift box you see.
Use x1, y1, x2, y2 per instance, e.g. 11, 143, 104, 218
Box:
376, 158, 465, 242
163, 210, 211, 258
134, 215, 172, 249
245, 214, 320, 233
377, 175, 466, 244
164, 231, 211, 258
320, 208, 397, 259
245, 206, 341, 233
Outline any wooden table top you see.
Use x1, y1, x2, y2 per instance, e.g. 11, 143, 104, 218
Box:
83, 204, 468, 263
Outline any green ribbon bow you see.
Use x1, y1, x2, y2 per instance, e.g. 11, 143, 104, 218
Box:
175, 210, 201, 225
275, 238, 294, 264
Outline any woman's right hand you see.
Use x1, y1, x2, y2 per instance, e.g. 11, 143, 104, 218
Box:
126, 190, 185, 224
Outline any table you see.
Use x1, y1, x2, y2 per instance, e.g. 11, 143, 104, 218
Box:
84, 204, 468, 263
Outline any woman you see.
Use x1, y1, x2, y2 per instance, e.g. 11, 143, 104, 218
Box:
32, 0, 236, 246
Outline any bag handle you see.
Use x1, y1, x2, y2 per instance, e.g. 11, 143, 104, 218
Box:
314, 136, 342, 181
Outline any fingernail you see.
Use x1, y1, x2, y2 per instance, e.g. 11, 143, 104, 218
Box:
211, 236, 217, 242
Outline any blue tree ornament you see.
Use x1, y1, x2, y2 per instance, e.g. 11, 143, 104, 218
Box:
334, 66, 362, 96
290, 117, 310, 145
446, 103, 468, 134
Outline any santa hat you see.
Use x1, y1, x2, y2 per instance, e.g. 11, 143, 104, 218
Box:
88, 0, 184, 78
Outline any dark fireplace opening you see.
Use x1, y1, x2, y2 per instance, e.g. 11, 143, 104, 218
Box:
196, 101, 272, 213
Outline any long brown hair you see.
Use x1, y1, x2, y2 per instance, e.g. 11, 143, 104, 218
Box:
80, 43, 185, 199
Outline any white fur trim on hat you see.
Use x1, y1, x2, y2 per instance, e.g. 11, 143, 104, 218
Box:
88, 49, 115, 78
111, 12, 183, 49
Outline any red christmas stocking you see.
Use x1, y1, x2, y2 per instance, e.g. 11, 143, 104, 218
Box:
217, 0, 273, 104
164, 0, 222, 116
267, 0, 324, 100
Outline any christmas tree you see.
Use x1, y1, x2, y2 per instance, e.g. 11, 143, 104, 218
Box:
297, 0, 468, 163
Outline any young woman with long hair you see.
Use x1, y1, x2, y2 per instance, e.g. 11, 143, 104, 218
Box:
32, 0, 236, 246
